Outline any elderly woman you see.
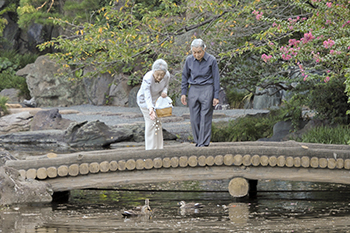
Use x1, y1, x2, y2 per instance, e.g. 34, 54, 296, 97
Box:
137, 59, 171, 150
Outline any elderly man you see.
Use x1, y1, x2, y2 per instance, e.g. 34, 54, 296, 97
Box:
181, 39, 220, 147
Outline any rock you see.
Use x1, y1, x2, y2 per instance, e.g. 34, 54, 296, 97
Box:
23, 97, 37, 108
0, 130, 66, 152
0, 166, 53, 206
63, 120, 134, 147
8, 108, 43, 115
0, 88, 21, 103
108, 75, 132, 106
113, 122, 177, 143
82, 67, 114, 106
128, 86, 140, 107
0, 148, 16, 167
258, 120, 293, 142
253, 87, 282, 109
31, 109, 74, 131
5, 103, 22, 108
0, 120, 135, 150
0, 111, 33, 135
0, 14, 20, 51
27, 23, 45, 53
16, 55, 88, 107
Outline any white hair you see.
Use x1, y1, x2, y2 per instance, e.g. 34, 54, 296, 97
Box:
152, 59, 168, 72
191, 39, 206, 50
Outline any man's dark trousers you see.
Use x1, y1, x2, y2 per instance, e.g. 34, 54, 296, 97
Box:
188, 84, 214, 147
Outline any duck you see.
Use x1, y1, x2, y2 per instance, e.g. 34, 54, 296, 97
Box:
177, 201, 204, 209
122, 199, 152, 217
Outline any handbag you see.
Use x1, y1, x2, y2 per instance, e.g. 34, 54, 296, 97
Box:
155, 96, 173, 117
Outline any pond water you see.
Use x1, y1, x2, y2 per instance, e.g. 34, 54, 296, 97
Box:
2, 180, 350, 233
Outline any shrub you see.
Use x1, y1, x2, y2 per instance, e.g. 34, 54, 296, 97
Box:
0, 95, 9, 115
224, 88, 251, 109
307, 77, 350, 124
0, 50, 38, 99
211, 110, 281, 142
294, 125, 350, 145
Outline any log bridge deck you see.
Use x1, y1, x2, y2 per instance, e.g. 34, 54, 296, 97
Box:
5, 141, 350, 197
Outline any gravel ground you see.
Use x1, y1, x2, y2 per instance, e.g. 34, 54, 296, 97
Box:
48, 104, 269, 140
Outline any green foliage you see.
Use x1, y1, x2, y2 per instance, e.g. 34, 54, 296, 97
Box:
0, 95, 9, 115
225, 88, 251, 109
278, 96, 304, 131
17, 0, 110, 29
0, 50, 38, 98
211, 111, 281, 142
16, 0, 349, 124
294, 125, 350, 145
307, 77, 350, 124
0, 2, 18, 37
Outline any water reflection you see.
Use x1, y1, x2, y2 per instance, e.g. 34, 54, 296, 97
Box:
2, 180, 350, 232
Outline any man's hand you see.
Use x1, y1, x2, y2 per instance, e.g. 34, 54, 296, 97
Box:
213, 98, 219, 107
181, 95, 187, 106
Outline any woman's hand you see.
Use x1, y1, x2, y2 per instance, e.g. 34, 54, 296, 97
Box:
161, 92, 167, 98
149, 108, 156, 120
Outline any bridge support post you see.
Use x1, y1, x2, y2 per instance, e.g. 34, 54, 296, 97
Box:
228, 177, 249, 198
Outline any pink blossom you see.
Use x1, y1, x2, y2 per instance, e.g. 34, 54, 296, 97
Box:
288, 26, 294, 30
281, 54, 292, 60
348, 46, 350, 50
330, 50, 336, 55
324, 76, 330, 82
261, 54, 272, 62
327, 70, 330, 73
272, 22, 277, 27
289, 39, 299, 46
342, 21, 350, 27
323, 39, 335, 49
298, 63, 304, 72
302, 31, 315, 44
326, 2, 332, 7
326, 20, 332, 25
256, 13, 263, 20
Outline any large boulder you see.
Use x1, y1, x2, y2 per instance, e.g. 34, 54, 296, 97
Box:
16, 55, 88, 107
0, 88, 22, 104
31, 109, 74, 131
64, 120, 134, 147
253, 87, 282, 109
82, 67, 114, 106
83, 70, 132, 106
108, 74, 133, 106
0, 120, 135, 151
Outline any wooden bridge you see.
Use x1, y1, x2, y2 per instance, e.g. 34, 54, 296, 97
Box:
5, 141, 350, 198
